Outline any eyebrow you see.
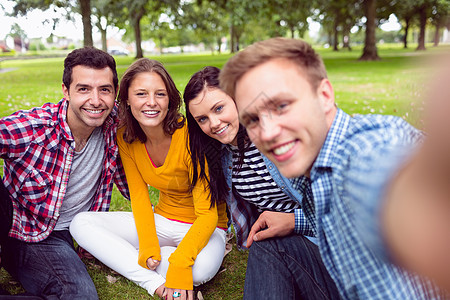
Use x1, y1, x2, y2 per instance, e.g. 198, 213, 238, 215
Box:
75, 83, 114, 90
210, 100, 223, 112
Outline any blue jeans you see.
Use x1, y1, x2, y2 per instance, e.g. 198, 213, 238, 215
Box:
0, 180, 97, 299
243, 235, 341, 300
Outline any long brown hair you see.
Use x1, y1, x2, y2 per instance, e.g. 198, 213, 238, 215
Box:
118, 58, 185, 143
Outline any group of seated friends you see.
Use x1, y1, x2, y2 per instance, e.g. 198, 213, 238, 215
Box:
0, 37, 449, 300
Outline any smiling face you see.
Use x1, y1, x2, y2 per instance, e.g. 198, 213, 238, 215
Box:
188, 88, 239, 145
127, 72, 169, 130
235, 58, 336, 178
63, 65, 116, 136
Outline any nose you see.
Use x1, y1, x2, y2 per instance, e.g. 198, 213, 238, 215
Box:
146, 95, 157, 107
209, 115, 221, 130
259, 114, 281, 142
89, 90, 101, 107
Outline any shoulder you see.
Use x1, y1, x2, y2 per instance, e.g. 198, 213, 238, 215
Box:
338, 114, 421, 162
0, 101, 61, 138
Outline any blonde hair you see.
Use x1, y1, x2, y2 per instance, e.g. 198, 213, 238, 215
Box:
219, 37, 327, 99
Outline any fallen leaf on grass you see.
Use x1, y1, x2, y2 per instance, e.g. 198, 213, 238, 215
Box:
106, 275, 118, 284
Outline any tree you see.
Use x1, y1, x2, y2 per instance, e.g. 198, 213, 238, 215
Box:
10, 0, 94, 47
391, 0, 417, 48
431, 0, 450, 46
359, 0, 380, 60
79, 0, 93, 47
178, 0, 228, 53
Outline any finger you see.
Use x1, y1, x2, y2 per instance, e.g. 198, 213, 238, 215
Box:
253, 226, 276, 242
187, 290, 194, 300
246, 216, 268, 247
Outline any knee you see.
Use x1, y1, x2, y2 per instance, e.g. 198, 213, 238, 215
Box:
70, 212, 91, 233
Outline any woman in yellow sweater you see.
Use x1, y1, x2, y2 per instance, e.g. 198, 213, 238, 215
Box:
70, 58, 228, 300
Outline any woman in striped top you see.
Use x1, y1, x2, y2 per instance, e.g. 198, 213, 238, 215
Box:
183, 67, 340, 299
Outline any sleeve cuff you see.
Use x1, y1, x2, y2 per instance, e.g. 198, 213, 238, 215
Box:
165, 264, 193, 290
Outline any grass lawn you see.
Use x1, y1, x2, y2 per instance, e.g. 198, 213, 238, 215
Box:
0, 43, 449, 299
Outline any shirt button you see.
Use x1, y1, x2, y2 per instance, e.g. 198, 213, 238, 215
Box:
228, 166, 232, 169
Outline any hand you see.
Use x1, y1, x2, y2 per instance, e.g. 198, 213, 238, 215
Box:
146, 257, 160, 270
164, 287, 194, 300
383, 53, 450, 293
246, 211, 295, 248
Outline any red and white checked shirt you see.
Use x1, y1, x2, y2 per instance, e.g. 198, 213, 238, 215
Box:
0, 98, 129, 242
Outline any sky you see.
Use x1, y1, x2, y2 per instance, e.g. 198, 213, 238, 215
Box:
0, 0, 402, 43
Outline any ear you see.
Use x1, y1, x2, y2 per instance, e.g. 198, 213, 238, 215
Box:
62, 83, 70, 100
316, 78, 335, 114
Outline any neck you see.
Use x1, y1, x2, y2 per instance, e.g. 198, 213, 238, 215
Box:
142, 124, 168, 145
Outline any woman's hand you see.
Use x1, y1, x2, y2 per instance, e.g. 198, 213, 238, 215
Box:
164, 287, 194, 300
146, 257, 160, 270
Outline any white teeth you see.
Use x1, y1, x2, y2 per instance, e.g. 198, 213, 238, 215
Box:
273, 142, 295, 156
86, 109, 102, 114
143, 110, 158, 115
215, 125, 229, 134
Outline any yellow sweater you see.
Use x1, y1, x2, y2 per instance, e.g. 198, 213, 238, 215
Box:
117, 123, 228, 290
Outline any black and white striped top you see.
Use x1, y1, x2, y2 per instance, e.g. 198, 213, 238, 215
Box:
230, 143, 301, 213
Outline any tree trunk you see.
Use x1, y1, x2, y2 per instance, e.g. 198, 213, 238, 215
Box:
433, 24, 440, 47
416, 7, 427, 51
230, 24, 235, 53
291, 27, 295, 38
333, 19, 339, 51
79, 0, 93, 47
159, 36, 163, 55
97, 21, 107, 52
403, 17, 410, 49
217, 37, 221, 54
133, 13, 144, 59
359, 0, 380, 61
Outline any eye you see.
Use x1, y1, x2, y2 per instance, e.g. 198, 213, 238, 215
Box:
277, 102, 289, 112
157, 92, 167, 97
136, 92, 146, 97
197, 116, 207, 124
100, 87, 112, 94
244, 116, 259, 128
215, 105, 224, 113
78, 87, 88, 92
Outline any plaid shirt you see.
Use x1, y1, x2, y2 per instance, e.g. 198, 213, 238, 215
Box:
291, 109, 444, 299
0, 98, 129, 242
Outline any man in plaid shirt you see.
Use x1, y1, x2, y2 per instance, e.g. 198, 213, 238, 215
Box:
0, 47, 129, 299
219, 38, 447, 299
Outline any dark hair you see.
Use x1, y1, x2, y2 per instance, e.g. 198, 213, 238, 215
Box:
183, 66, 249, 208
63, 47, 118, 92
118, 58, 185, 143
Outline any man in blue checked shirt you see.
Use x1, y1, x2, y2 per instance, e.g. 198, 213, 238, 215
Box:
219, 37, 448, 299
0, 47, 129, 299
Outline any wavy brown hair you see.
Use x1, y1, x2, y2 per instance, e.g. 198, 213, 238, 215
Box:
118, 58, 185, 143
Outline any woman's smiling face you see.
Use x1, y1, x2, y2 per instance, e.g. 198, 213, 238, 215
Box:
188, 87, 240, 146
127, 72, 169, 130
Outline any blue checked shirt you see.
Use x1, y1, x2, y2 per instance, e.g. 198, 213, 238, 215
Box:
291, 109, 444, 299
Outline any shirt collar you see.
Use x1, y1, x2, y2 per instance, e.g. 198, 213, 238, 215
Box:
312, 109, 351, 171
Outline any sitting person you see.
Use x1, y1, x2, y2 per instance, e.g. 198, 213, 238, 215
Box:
0, 47, 129, 299
219, 37, 446, 298
70, 58, 228, 300
183, 66, 340, 299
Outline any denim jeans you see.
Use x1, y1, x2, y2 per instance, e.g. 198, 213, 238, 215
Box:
0, 179, 98, 300
243, 235, 341, 300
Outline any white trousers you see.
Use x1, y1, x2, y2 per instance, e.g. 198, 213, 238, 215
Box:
69, 211, 226, 295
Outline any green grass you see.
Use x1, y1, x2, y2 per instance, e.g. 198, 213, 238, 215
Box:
1, 44, 449, 299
